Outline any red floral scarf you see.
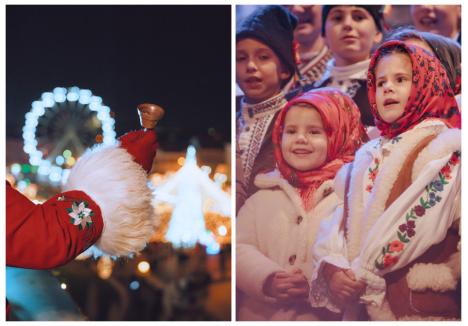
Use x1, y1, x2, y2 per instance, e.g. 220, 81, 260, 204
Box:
368, 40, 461, 139
272, 88, 367, 211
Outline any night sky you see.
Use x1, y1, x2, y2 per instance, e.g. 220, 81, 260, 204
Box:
6, 5, 231, 150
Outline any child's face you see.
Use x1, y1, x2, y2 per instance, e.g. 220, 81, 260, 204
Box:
324, 6, 382, 66
236, 38, 291, 104
281, 106, 328, 171
375, 52, 413, 124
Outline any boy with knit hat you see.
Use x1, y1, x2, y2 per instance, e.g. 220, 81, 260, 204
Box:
236, 5, 299, 212
303, 5, 383, 129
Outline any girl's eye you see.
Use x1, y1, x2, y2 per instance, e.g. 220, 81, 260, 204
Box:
330, 14, 342, 22
397, 77, 406, 83
377, 81, 384, 87
285, 129, 296, 134
258, 54, 270, 60
309, 130, 321, 135
236, 55, 246, 62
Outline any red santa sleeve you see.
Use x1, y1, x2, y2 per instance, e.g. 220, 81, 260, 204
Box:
7, 142, 156, 269
6, 181, 104, 269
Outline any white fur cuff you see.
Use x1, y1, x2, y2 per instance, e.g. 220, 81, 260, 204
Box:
406, 263, 457, 292
63, 144, 155, 257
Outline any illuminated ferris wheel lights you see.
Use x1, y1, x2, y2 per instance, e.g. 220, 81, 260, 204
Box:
63, 150, 72, 159
23, 132, 35, 141
17, 180, 28, 191
54, 87, 67, 94
61, 169, 71, 184
79, 95, 91, 105
23, 144, 36, 154
90, 95, 103, 104
55, 155, 65, 166
49, 172, 62, 183
25, 118, 38, 128
23, 86, 117, 182
29, 156, 41, 166
54, 93, 67, 103
11, 163, 21, 175
53, 88, 67, 103
66, 157, 76, 166
41, 92, 55, 108
38, 162, 51, 176
79, 89, 92, 97
66, 92, 79, 102
89, 102, 100, 111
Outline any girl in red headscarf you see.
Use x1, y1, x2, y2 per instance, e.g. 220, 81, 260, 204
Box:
236, 88, 366, 321
309, 40, 461, 321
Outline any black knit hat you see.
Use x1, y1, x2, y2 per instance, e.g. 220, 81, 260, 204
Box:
237, 5, 299, 80
321, 5, 384, 36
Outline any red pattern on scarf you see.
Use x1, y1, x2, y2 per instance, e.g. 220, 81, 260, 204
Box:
368, 40, 461, 139
272, 88, 367, 211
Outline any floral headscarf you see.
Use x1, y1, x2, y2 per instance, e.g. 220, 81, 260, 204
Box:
272, 88, 367, 211
368, 40, 461, 139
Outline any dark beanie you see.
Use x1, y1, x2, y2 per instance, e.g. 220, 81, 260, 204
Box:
236, 5, 298, 79
321, 5, 384, 36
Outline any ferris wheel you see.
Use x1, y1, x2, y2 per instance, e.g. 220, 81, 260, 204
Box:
22, 86, 117, 184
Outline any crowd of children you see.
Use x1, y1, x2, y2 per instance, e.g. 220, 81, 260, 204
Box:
236, 4, 461, 321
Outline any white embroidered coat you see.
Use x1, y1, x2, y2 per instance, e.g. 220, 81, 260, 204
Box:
309, 120, 461, 320
236, 170, 339, 321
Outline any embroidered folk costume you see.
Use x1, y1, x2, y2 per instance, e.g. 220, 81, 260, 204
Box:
237, 89, 366, 321
309, 41, 461, 320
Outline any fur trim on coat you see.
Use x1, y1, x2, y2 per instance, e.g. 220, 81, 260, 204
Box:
64, 144, 155, 257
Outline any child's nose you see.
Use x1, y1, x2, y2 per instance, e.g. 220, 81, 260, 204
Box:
342, 14, 354, 29
246, 59, 257, 71
383, 82, 394, 93
296, 133, 308, 142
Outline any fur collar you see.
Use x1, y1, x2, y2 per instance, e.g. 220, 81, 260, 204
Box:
254, 169, 335, 218
346, 121, 447, 261
412, 128, 461, 180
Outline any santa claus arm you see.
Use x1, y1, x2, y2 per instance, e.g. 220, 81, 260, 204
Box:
7, 130, 158, 269
6, 182, 104, 269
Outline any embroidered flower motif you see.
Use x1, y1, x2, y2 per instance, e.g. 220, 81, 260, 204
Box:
374, 151, 460, 270
366, 158, 380, 193
440, 165, 452, 179
449, 152, 460, 165
433, 180, 444, 192
414, 205, 425, 217
67, 201, 94, 230
389, 240, 404, 253
383, 254, 399, 268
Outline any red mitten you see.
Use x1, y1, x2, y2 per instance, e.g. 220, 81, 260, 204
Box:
119, 130, 158, 174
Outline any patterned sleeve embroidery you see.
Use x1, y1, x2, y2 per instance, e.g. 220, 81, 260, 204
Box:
366, 158, 380, 193
67, 201, 94, 230
374, 151, 460, 270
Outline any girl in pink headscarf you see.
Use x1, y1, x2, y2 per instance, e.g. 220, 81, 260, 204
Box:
236, 88, 366, 321
309, 40, 461, 321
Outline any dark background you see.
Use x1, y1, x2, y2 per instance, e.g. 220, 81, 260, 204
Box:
6, 5, 231, 150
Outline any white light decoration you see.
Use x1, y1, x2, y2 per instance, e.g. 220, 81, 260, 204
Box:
22, 86, 117, 184
11, 163, 21, 175
60, 283, 67, 290
217, 225, 227, 236
137, 261, 151, 274
129, 280, 140, 290
153, 146, 231, 255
